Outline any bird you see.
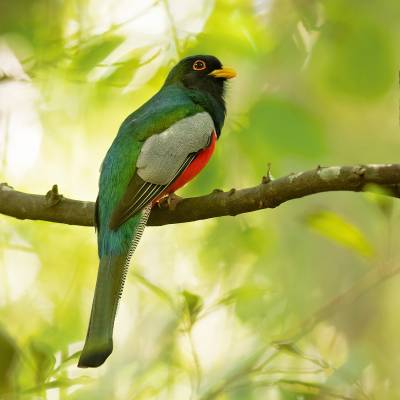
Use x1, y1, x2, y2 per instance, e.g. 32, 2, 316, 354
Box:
78, 55, 236, 368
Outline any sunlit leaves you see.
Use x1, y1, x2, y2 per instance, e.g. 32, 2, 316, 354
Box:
29, 339, 56, 384
24, 376, 93, 395
230, 284, 271, 320
305, 210, 374, 258
0, 328, 18, 395
312, 323, 348, 369
70, 34, 125, 76
363, 184, 394, 218
132, 270, 175, 308
199, 218, 272, 279
182, 290, 203, 326
292, 0, 322, 31
191, 0, 275, 57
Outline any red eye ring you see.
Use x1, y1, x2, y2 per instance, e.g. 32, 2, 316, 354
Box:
193, 60, 207, 71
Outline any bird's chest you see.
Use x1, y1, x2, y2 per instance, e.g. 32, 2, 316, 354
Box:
136, 112, 215, 185
164, 131, 217, 194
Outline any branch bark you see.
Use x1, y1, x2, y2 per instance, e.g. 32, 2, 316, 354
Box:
1, 163, 400, 227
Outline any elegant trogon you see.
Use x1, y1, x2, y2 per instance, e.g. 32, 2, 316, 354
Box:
78, 55, 236, 368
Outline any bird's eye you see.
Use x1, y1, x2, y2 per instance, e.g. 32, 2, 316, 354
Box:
192, 60, 207, 71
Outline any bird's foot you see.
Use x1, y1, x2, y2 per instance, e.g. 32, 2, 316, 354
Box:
157, 192, 183, 211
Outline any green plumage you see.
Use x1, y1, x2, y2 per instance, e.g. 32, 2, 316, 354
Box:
78, 55, 229, 368
97, 85, 204, 257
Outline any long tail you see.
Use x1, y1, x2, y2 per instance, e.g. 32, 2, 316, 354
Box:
78, 205, 151, 368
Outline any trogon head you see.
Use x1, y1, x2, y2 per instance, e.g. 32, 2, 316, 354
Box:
164, 55, 236, 99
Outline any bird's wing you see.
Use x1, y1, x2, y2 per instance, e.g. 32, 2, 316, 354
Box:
108, 111, 215, 230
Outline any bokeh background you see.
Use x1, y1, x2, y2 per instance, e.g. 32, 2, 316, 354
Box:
1, 0, 400, 398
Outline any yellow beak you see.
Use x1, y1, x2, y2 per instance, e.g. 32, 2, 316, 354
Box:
208, 67, 237, 79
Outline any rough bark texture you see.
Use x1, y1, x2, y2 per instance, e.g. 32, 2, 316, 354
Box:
1, 164, 400, 227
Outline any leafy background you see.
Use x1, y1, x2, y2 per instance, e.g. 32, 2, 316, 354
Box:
1, 0, 400, 398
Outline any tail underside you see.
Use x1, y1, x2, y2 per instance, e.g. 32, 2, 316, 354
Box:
78, 205, 151, 368
78, 253, 127, 368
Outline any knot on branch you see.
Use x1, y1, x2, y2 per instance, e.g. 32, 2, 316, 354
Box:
353, 165, 367, 177
0, 182, 14, 191
316, 166, 341, 182
45, 184, 63, 207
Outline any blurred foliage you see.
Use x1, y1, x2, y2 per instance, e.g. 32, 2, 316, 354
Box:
1, 0, 400, 399
305, 210, 374, 258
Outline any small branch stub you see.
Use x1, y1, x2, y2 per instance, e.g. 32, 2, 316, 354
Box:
261, 163, 273, 184
45, 185, 63, 207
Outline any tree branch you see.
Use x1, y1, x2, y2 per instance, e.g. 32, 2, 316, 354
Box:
1, 163, 400, 227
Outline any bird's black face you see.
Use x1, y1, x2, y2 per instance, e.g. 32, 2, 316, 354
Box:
165, 55, 236, 99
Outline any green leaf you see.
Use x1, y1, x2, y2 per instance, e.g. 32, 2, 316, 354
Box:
0, 328, 18, 395
51, 350, 81, 375
223, 284, 286, 335
29, 339, 56, 384
71, 34, 124, 75
24, 376, 93, 394
363, 184, 394, 218
182, 290, 203, 325
305, 211, 374, 257
101, 47, 159, 87
103, 57, 140, 87
279, 379, 322, 396
132, 271, 175, 308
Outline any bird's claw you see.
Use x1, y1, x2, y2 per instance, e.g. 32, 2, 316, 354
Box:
157, 192, 183, 211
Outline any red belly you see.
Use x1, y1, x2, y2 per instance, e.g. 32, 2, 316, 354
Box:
161, 131, 217, 196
